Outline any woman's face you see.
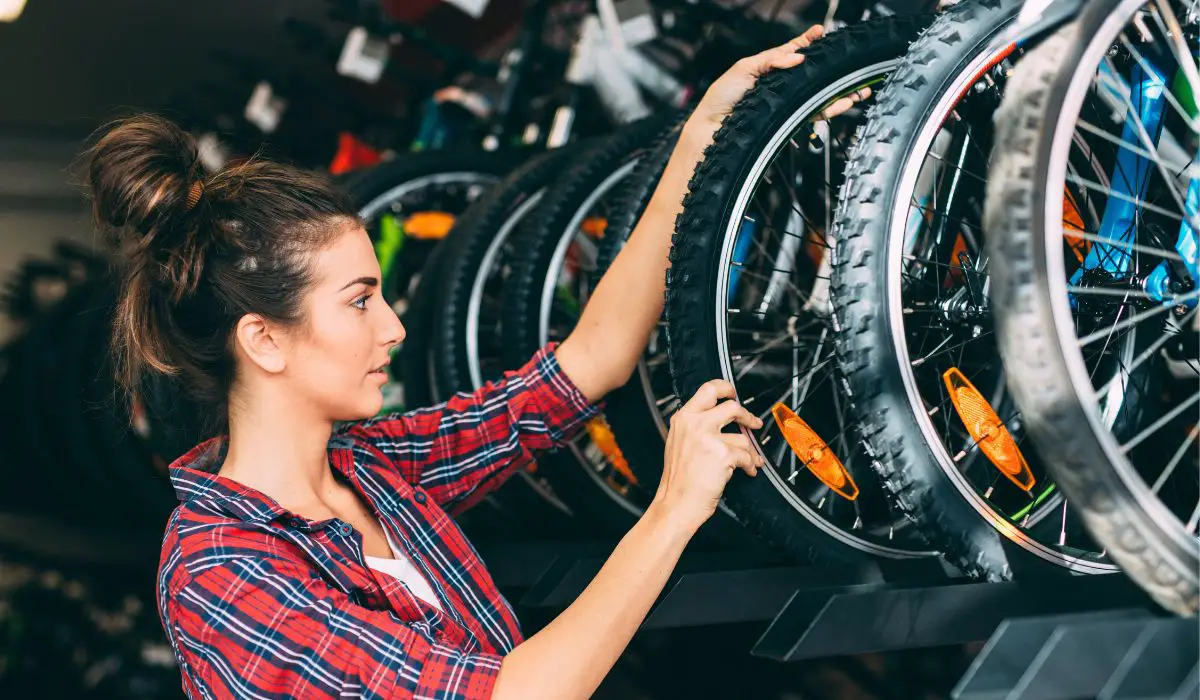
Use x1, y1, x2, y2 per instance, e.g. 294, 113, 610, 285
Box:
282, 222, 406, 421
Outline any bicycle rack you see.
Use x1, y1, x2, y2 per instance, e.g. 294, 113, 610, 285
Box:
476, 538, 1199, 700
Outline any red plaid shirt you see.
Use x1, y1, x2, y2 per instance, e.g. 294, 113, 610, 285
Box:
156, 344, 600, 699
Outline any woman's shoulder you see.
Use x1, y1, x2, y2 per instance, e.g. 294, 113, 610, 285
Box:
158, 499, 310, 594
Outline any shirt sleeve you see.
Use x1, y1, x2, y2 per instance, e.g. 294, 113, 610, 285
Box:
347, 342, 602, 514
168, 555, 503, 699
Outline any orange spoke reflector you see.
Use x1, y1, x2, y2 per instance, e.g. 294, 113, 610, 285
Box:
586, 417, 637, 485
404, 211, 456, 240
942, 368, 1035, 492
804, 229, 826, 267
770, 403, 859, 500
1063, 191, 1090, 264
946, 233, 969, 286
581, 217, 608, 238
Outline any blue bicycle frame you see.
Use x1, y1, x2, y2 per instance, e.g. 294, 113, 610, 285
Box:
1072, 48, 1199, 308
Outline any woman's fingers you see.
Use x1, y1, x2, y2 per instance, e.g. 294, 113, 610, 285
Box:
781, 24, 825, 54
679, 379, 737, 413
818, 86, 873, 120
707, 399, 763, 431
749, 25, 827, 75
792, 24, 826, 49
722, 434, 765, 469
722, 437, 760, 476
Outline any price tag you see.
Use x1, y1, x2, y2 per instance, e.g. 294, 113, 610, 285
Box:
244, 81, 287, 134
337, 26, 390, 84
442, 0, 490, 19
615, 0, 656, 47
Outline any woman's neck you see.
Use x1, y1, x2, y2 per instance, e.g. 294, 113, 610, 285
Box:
218, 389, 336, 505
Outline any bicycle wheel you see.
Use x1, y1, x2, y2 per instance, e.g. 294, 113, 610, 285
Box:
499, 116, 680, 533
426, 143, 596, 531
667, 16, 936, 563
986, 0, 1200, 613
832, 0, 1120, 579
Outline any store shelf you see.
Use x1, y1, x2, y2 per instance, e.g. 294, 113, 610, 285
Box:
954, 610, 1198, 700
480, 538, 1187, 697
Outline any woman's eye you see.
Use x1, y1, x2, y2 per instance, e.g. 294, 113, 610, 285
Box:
353, 294, 371, 311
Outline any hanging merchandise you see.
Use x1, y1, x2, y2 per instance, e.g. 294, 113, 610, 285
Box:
336, 26, 393, 84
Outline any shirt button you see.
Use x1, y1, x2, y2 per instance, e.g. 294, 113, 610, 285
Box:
413, 491, 427, 504
338, 522, 353, 536
289, 518, 305, 529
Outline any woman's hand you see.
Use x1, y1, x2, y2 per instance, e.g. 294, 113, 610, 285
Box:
653, 379, 765, 534
494, 378, 764, 699
681, 25, 872, 151
682, 25, 824, 146
555, 27, 871, 404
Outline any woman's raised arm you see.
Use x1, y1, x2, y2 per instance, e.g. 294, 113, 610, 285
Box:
554, 27, 829, 402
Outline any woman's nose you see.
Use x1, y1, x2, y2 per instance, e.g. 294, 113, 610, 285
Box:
384, 305, 406, 346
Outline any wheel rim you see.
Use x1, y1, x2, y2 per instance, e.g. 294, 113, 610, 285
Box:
460, 189, 574, 513
536, 159, 653, 518
357, 172, 495, 220
466, 192, 546, 391
1042, 0, 1200, 556
884, 35, 1118, 571
716, 61, 934, 558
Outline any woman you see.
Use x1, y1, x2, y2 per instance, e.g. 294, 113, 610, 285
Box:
88, 27, 852, 699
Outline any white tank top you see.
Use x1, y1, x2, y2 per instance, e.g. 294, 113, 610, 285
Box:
364, 524, 443, 612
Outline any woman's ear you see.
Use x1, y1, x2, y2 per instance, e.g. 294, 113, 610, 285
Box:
234, 313, 287, 375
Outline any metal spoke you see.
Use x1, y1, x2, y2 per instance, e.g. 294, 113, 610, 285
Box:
1092, 306, 1199, 401
746, 358, 836, 414
907, 201, 982, 240
1120, 391, 1200, 453
1068, 285, 1184, 299
1102, 52, 1200, 233
1061, 228, 1185, 262
1150, 426, 1199, 494
1120, 25, 1200, 134
1186, 499, 1200, 535
793, 327, 829, 408
729, 262, 815, 305
912, 330, 995, 368
732, 342, 821, 361
1078, 290, 1200, 346
1151, 0, 1200, 119
1065, 172, 1184, 220
923, 149, 991, 186
746, 216, 831, 248
1076, 118, 1194, 174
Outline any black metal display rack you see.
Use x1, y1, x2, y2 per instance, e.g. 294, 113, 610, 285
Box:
477, 539, 1200, 700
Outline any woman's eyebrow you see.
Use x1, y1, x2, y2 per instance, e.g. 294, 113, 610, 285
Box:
338, 276, 379, 292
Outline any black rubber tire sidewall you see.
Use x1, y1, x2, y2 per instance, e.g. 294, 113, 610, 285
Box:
829, 0, 1038, 580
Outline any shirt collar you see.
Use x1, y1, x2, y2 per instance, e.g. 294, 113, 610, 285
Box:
167, 434, 361, 525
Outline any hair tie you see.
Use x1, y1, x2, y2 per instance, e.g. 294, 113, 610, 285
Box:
185, 179, 205, 211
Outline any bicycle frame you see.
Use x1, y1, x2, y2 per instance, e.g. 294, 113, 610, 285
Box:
1069, 28, 1199, 308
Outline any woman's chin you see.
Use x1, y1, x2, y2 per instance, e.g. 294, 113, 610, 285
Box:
336, 395, 384, 423
361, 395, 384, 419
